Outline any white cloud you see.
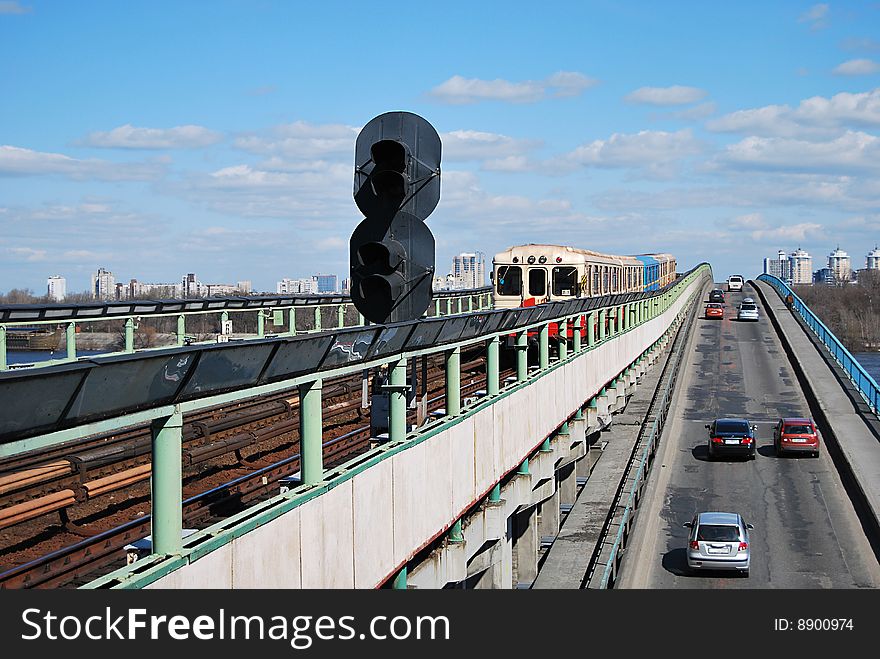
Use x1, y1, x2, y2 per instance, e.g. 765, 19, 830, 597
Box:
0, 1, 30, 14
749, 223, 825, 243
729, 213, 766, 230
233, 121, 357, 158
555, 129, 703, 178
799, 4, 829, 30
6, 247, 46, 261
441, 129, 540, 162
0, 145, 165, 180
706, 88, 880, 137
833, 59, 880, 76
428, 71, 597, 105
624, 85, 708, 106
81, 124, 223, 149
716, 131, 880, 174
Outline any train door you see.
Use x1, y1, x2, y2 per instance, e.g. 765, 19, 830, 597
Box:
527, 267, 547, 302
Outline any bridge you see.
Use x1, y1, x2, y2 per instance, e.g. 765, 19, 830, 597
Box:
1, 266, 879, 589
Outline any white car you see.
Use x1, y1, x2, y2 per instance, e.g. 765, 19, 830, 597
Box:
684, 511, 752, 577
727, 275, 744, 291
737, 301, 759, 321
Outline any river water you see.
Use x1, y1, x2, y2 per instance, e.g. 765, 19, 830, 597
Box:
854, 352, 880, 383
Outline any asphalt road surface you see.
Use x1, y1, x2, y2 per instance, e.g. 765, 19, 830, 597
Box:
617, 284, 880, 589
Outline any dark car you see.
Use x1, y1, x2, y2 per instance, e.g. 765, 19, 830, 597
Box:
708, 288, 725, 303
774, 417, 820, 457
705, 417, 757, 460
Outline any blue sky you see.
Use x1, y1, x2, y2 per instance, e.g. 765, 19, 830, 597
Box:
1, 1, 879, 294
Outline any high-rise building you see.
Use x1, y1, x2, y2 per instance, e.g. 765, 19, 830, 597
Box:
47, 275, 66, 302
277, 277, 318, 294
762, 250, 791, 282
341, 278, 351, 295
789, 248, 812, 285
451, 252, 485, 289
91, 267, 115, 299
827, 247, 852, 284
182, 273, 202, 297
315, 274, 337, 293
867, 246, 880, 271
236, 280, 252, 295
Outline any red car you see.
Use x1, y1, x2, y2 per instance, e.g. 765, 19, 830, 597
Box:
705, 303, 723, 319
774, 417, 820, 457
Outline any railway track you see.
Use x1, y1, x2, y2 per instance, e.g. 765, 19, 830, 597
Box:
0, 347, 508, 588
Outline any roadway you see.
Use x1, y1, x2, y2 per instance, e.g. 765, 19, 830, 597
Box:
617, 284, 880, 588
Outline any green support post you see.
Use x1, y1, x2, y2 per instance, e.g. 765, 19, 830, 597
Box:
518, 457, 530, 474
392, 566, 407, 589
539, 324, 549, 369
558, 319, 568, 360
66, 322, 76, 360
449, 519, 463, 543
620, 304, 627, 332
573, 407, 585, 422
540, 438, 552, 452
468, 296, 473, 313
457, 297, 462, 314
257, 311, 265, 338
0, 325, 6, 370
489, 483, 501, 502
445, 347, 461, 416
314, 306, 322, 333
290, 308, 297, 335
447, 298, 452, 316
516, 331, 528, 381
572, 315, 582, 352
487, 336, 500, 396
299, 378, 323, 485
357, 312, 364, 327
176, 315, 185, 347
337, 305, 345, 329
598, 309, 606, 341
587, 312, 595, 347
435, 299, 440, 316
390, 358, 407, 442
151, 407, 183, 555
125, 317, 135, 353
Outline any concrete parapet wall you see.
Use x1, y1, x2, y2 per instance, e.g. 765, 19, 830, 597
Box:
141, 277, 704, 589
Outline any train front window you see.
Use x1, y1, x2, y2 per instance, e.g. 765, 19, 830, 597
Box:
552, 267, 578, 296
528, 268, 547, 296
496, 265, 522, 296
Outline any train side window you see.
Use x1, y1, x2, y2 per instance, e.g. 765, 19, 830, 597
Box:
593, 267, 600, 294
528, 268, 547, 296
552, 266, 579, 296
496, 265, 522, 296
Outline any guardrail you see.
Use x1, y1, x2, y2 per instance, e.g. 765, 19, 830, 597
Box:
0, 287, 493, 371
757, 274, 880, 416
596, 276, 701, 588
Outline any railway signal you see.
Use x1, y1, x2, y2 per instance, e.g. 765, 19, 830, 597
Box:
350, 111, 441, 324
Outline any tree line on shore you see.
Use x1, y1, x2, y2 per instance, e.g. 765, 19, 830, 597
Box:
793, 272, 880, 352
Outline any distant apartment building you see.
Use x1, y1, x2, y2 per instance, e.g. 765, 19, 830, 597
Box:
128, 279, 184, 299
867, 246, 880, 271
91, 267, 116, 299
277, 277, 318, 294
315, 274, 338, 293
789, 248, 812, 285
237, 280, 252, 295
762, 250, 791, 282
827, 247, 852, 284
47, 275, 66, 302
813, 268, 834, 285
432, 273, 456, 291
341, 278, 351, 295
182, 273, 202, 298
451, 252, 485, 289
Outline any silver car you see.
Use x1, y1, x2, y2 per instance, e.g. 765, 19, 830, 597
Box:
683, 511, 753, 577
737, 301, 759, 321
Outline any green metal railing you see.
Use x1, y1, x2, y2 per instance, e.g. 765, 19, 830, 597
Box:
0, 289, 493, 372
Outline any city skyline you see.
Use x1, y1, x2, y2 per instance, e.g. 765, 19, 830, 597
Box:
2, 3, 880, 292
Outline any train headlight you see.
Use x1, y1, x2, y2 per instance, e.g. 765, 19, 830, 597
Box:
527, 255, 536, 264
538, 256, 547, 264
512, 257, 519, 263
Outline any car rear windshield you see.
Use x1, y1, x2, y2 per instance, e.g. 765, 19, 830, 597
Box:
697, 524, 741, 542
715, 420, 750, 433
740, 304, 757, 310
784, 424, 812, 434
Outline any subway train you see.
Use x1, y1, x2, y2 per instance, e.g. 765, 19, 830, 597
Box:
491, 244, 676, 309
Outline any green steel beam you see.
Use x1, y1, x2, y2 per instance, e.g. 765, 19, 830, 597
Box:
314, 306, 322, 333
598, 309, 606, 341
539, 324, 549, 369
487, 336, 500, 396
558, 319, 568, 361
390, 358, 407, 442
0, 325, 6, 370
489, 483, 501, 502
516, 330, 528, 381
176, 315, 185, 347
299, 378, 323, 485
449, 519, 463, 543
151, 408, 183, 555
125, 318, 135, 353
587, 311, 595, 347
392, 566, 407, 589
572, 315, 582, 353
66, 322, 76, 360
445, 346, 461, 416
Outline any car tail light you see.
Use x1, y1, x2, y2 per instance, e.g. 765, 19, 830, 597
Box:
689, 541, 699, 550
742, 437, 753, 444
711, 437, 723, 444
738, 542, 748, 551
